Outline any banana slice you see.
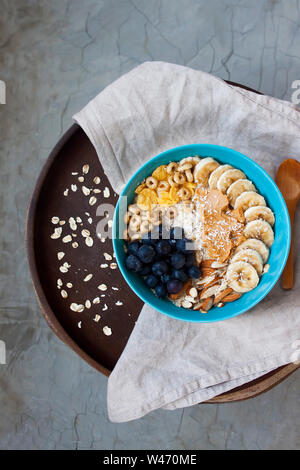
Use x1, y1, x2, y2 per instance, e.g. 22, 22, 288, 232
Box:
235, 238, 269, 263
230, 249, 263, 275
194, 157, 219, 185
244, 220, 274, 247
244, 206, 275, 226
227, 179, 256, 207
217, 169, 246, 193
208, 164, 232, 189
179, 156, 201, 166
226, 261, 259, 293
234, 191, 266, 212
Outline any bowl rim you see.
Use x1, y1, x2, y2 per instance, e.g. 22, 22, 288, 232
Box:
113, 144, 291, 323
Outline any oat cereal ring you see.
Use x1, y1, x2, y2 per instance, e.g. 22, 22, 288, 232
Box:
174, 171, 187, 184
157, 180, 170, 192
129, 214, 141, 230
185, 169, 194, 182
167, 162, 178, 174
128, 204, 141, 215
168, 175, 178, 187
140, 220, 153, 234
135, 183, 146, 194
123, 211, 131, 224
178, 162, 193, 172
178, 187, 191, 200
146, 176, 158, 190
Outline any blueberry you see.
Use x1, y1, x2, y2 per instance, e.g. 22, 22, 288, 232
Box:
172, 269, 188, 282
185, 253, 195, 268
141, 231, 155, 245
138, 245, 155, 263
139, 265, 151, 276
170, 252, 186, 269
156, 240, 171, 256
145, 274, 158, 288
161, 273, 171, 284
155, 283, 167, 298
170, 226, 184, 240
127, 241, 140, 256
152, 261, 169, 276
188, 266, 201, 279
176, 238, 193, 254
125, 254, 143, 272
167, 279, 183, 294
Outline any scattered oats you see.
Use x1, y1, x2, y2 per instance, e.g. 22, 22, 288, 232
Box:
71, 172, 78, 175
110, 263, 117, 270
93, 297, 100, 304
69, 217, 77, 231
100, 238, 105, 243
113, 253, 116, 258
82, 164, 89, 174
85, 212, 90, 216
66, 282, 73, 288
70, 303, 79, 312
76, 216, 82, 223
61, 290, 68, 299
63, 188, 69, 196
93, 189, 101, 194
81, 229, 90, 238
88, 217, 93, 224
102, 304, 108, 311
78, 321, 82, 328
98, 284, 107, 291
107, 220, 113, 228
51, 216, 60, 224
78, 176, 84, 182
57, 252, 65, 260
59, 265, 68, 273
72, 233, 77, 237
59, 220, 66, 225
82, 186, 90, 196
63, 262, 71, 268
57, 278, 63, 287
77, 304, 84, 313
100, 263, 108, 268
115, 301, 123, 306
51, 227, 62, 239
71, 184, 77, 192
72, 242, 79, 248
85, 300, 91, 309
103, 187, 110, 198
89, 196, 97, 206
85, 236, 93, 247
93, 176, 101, 184
93, 314, 101, 322
103, 325, 112, 335
62, 235, 72, 243
100, 294, 105, 297
83, 274, 93, 282
112, 287, 119, 291
104, 253, 112, 261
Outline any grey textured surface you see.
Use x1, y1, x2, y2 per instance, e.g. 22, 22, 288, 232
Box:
0, 0, 299, 450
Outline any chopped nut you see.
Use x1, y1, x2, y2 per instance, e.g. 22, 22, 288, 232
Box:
82, 164, 89, 174
83, 274, 93, 282
108, 220, 113, 228
51, 227, 62, 239
62, 235, 72, 243
57, 252, 65, 260
85, 236, 93, 247
112, 287, 119, 291
76, 217, 82, 223
59, 265, 68, 273
103, 326, 112, 335
103, 187, 110, 198
77, 304, 84, 313
89, 196, 97, 206
98, 284, 107, 291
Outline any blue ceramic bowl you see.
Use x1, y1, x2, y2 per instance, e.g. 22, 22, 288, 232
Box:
112, 144, 290, 322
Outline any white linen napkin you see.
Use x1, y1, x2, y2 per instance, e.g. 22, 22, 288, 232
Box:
73, 61, 300, 423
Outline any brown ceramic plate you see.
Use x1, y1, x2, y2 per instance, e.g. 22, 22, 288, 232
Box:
26, 82, 299, 401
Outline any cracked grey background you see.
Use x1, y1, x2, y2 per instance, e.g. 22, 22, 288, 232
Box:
0, 0, 300, 450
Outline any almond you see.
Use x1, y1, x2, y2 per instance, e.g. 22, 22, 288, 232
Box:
213, 287, 233, 304
222, 292, 242, 302
201, 297, 214, 312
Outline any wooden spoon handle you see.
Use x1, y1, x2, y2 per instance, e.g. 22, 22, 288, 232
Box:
282, 209, 295, 290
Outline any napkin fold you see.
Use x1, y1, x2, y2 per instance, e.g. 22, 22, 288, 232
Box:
73, 61, 300, 423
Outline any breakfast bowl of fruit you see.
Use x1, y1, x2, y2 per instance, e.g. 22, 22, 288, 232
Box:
112, 144, 290, 322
